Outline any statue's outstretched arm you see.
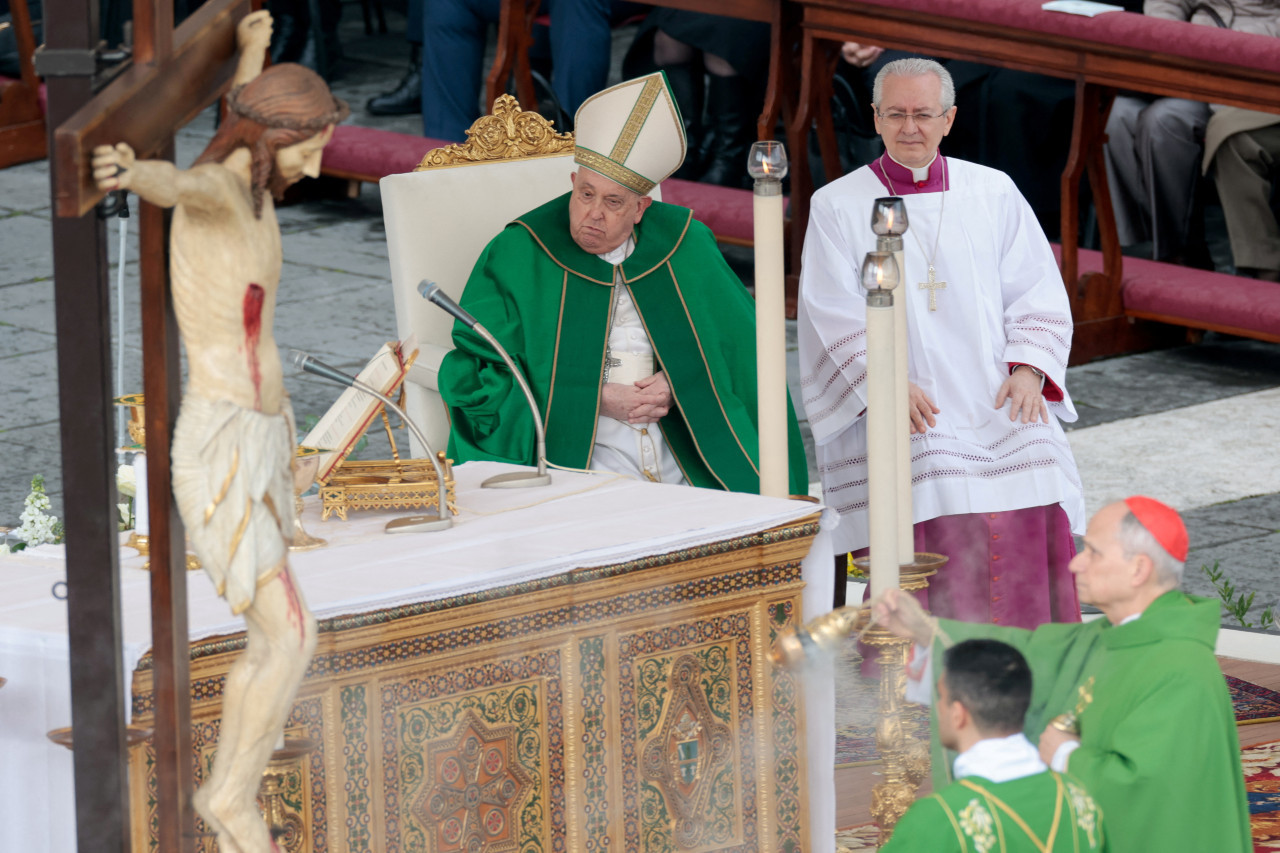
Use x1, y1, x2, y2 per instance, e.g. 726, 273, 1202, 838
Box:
231, 10, 273, 89
91, 142, 232, 213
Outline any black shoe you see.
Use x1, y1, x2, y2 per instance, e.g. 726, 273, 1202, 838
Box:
698, 73, 755, 189
367, 45, 423, 116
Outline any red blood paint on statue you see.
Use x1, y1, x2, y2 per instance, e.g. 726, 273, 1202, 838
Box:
277, 569, 306, 649
243, 283, 265, 409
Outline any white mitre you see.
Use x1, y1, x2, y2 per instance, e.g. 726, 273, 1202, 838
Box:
573, 72, 687, 196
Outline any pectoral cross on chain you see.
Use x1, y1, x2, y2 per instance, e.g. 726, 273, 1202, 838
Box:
918, 266, 947, 312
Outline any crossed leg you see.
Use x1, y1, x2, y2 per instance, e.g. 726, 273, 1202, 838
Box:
193, 563, 317, 853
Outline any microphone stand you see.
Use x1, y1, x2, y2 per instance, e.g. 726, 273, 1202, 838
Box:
292, 351, 453, 533
418, 280, 552, 488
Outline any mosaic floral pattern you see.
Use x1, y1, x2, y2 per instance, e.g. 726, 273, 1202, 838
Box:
343, 685, 373, 852
769, 599, 804, 852
381, 651, 564, 853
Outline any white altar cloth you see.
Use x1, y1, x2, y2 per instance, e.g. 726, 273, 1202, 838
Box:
0, 461, 836, 853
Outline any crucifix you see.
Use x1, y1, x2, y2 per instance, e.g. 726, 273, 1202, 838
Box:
918, 267, 947, 312
45, 1, 258, 851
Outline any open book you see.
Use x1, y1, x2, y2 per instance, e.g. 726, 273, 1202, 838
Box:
302, 335, 419, 485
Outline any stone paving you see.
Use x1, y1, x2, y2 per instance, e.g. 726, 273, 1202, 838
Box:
1, 12, 1277, 627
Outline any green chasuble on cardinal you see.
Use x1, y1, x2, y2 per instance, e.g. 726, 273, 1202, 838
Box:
439, 191, 809, 494
882, 770, 1106, 853
928, 591, 1249, 853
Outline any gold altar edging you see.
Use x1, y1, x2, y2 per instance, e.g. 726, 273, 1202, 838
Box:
132, 514, 821, 673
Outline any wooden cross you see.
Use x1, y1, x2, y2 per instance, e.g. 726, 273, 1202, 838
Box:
918, 266, 947, 311
47, 2, 256, 851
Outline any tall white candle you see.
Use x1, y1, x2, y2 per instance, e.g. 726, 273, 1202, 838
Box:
866, 297, 897, 598
133, 452, 149, 536
749, 142, 790, 498
893, 260, 914, 563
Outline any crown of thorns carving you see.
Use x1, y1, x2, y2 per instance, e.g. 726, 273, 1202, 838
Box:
226, 85, 350, 131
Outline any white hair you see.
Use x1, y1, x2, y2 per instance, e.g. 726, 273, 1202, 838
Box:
873, 58, 956, 112
1118, 509, 1185, 588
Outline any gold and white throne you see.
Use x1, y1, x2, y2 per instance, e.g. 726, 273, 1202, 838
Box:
380, 94, 662, 458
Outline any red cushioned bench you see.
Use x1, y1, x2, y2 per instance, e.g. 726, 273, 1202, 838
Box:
1051, 245, 1280, 344
320, 124, 758, 246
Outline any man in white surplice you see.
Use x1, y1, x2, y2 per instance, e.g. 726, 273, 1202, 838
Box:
798, 58, 1085, 632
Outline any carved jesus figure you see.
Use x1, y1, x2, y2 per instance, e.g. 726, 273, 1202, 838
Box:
92, 11, 347, 853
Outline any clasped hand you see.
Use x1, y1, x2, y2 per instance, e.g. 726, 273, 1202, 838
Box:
601, 371, 672, 424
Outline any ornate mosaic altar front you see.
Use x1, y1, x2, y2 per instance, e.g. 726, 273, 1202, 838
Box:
127, 515, 819, 853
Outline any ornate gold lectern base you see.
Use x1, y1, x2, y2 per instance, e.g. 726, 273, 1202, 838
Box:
851, 552, 946, 844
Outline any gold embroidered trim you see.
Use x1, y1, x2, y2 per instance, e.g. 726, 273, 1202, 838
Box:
657, 421, 694, 486
668, 263, 760, 477
629, 280, 728, 491
584, 272, 620, 467
544, 269, 569, 439
959, 779, 1056, 853
620, 209, 692, 284
204, 448, 241, 524
574, 146, 654, 195
610, 76, 663, 165
513, 220, 614, 286
932, 794, 968, 850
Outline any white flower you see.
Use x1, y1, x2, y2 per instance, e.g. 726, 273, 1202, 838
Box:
0, 543, 9, 555
116, 464, 137, 499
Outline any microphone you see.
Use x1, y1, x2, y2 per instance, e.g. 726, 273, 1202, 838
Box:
420, 280, 478, 328
290, 350, 452, 533
418, 280, 551, 489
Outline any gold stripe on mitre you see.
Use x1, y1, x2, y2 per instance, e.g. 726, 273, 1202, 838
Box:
574, 146, 655, 195
609, 75, 663, 165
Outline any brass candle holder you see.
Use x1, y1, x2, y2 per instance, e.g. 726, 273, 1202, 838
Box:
259, 736, 318, 852
851, 552, 944, 843
772, 551, 946, 845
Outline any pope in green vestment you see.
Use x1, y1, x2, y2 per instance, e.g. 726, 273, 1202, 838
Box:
930, 591, 1247, 852
883, 770, 1105, 853
439, 191, 809, 494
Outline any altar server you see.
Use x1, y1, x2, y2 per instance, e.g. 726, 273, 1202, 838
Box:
440, 72, 808, 493
798, 57, 1084, 628
875, 497, 1251, 853
881, 639, 1107, 853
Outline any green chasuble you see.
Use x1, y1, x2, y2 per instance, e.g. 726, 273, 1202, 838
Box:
881, 771, 1106, 853
930, 592, 1250, 853
439, 192, 809, 494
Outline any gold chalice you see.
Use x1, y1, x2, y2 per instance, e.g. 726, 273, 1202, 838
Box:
290, 447, 327, 551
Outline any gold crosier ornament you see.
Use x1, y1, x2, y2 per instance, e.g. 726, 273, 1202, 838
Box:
770, 553, 946, 846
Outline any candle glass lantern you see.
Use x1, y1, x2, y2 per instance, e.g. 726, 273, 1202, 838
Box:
747, 140, 788, 186
861, 250, 900, 293
871, 196, 908, 237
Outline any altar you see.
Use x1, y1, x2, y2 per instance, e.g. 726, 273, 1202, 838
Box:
0, 461, 836, 853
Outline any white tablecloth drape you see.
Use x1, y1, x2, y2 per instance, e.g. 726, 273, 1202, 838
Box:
0, 461, 837, 852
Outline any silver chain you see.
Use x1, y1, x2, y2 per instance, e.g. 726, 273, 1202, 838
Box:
877, 155, 948, 272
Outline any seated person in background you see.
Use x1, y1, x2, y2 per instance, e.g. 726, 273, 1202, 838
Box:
874, 496, 1250, 853
439, 73, 810, 493
1105, 0, 1280, 265
623, 10, 771, 187
1203, 107, 1280, 282
881, 639, 1107, 853
422, 0, 612, 141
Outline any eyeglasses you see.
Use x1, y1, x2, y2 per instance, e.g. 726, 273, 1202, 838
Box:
876, 110, 947, 126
